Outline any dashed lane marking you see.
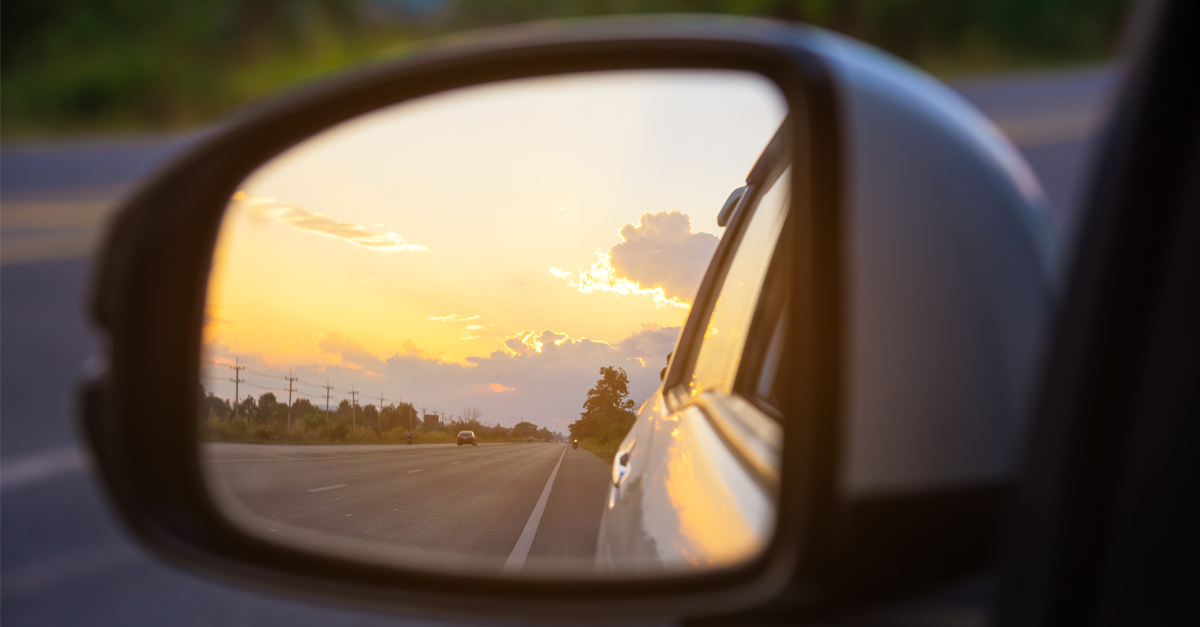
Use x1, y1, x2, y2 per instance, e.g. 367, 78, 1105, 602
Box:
307, 484, 347, 493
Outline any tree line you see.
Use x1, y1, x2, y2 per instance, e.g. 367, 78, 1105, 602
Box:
199, 385, 563, 443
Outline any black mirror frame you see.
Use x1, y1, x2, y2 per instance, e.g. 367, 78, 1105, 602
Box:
79, 16, 844, 624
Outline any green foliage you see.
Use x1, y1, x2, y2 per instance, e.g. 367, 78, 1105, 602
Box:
3, 0, 1132, 136
203, 417, 543, 445
512, 420, 540, 439
569, 366, 637, 450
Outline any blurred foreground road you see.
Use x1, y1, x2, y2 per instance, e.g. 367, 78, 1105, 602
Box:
1, 65, 1119, 626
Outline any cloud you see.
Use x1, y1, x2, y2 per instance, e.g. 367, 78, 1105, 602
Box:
617, 322, 680, 363
610, 211, 719, 300
380, 324, 681, 429
203, 327, 682, 433
465, 325, 485, 330
233, 191, 426, 253
318, 332, 387, 372
429, 314, 481, 322
551, 211, 717, 308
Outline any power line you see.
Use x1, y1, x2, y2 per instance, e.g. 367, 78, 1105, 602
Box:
243, 367, 285, 380
243, 380, 285, 392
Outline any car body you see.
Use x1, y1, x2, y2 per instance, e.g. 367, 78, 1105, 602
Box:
596, 28, 1058, 572
457, 430, 477, 446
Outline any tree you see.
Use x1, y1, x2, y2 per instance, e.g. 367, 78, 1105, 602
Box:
335, 399, 353, 424
257, 392, 278, 423
512, 420, 539, 439
237, 395, 256, 422
202, 391, 231, 420
569, 366, 637, 445
460, 406, 483, 424
364, 403, 379, 431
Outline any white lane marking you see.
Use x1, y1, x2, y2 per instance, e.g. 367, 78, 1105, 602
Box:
1, 444, 86, 492
407, 469, 424, 474
451, 462, 461, 465
503, 445, 567, 574
307, 484, 346, 492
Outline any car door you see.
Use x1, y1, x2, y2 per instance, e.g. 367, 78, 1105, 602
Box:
596, 146, 791, 573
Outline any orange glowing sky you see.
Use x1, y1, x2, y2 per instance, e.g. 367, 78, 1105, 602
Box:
202, 70, 785, 428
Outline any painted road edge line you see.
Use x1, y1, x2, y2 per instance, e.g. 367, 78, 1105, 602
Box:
502, 445, 567, 574
307, 484, 347, 492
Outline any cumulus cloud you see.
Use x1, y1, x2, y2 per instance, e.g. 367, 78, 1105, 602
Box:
382, 324, 681, 428
610, 211, 719, 300
551, 211, 717, 308
318, 332, 387, 372
232, 191, 426, 253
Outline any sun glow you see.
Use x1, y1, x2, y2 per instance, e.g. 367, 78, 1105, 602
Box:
550, 251, 690, 309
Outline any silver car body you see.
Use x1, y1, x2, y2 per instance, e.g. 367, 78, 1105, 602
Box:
596, 27, 1059, 572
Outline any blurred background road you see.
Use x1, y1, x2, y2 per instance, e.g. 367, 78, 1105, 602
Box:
0, 64, 1119, 626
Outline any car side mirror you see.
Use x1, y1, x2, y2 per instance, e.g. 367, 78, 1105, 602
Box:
81, 15, 1056, 624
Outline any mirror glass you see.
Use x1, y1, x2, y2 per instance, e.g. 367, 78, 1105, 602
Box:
201, 69, 788, 578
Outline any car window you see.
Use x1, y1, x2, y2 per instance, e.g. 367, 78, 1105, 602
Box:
686, 167, 790, 399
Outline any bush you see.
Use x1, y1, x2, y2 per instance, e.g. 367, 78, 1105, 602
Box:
2, 0, 1132, 136
201, 418, 542, 446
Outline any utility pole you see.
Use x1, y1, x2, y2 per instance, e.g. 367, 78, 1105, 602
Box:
349, 387, 359, 432
284, 370, 298, 432
321, 380, 334, 423
229, 356, 245, 421
378, 393, 386, 431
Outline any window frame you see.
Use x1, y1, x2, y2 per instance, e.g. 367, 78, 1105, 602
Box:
663, 146, 792, 411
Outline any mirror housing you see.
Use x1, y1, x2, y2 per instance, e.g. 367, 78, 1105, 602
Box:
81, 14, 1055, 624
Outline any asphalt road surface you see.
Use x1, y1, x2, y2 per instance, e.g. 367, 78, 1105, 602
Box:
204, 442, 609, 575
2, 65, 1119, 626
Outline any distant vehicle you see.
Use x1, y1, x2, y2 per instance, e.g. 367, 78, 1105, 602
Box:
456, 431, 477, 446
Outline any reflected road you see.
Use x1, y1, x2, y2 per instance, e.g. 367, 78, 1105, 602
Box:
206, 442, 609, 574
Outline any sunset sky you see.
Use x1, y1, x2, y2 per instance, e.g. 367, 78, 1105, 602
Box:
202, 69, 786, 432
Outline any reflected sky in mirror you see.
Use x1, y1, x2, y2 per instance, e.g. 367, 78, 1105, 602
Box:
204, 71, 784, 430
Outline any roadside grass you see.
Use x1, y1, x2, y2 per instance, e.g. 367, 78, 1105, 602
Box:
577, 438, 621, 464
203, 418, 540, 446
3, 1, 1129, 138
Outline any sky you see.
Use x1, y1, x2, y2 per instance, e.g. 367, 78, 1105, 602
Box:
202, 69, 786, 432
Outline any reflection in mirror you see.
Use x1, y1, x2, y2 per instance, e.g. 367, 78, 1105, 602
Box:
200, 70, 788, 579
